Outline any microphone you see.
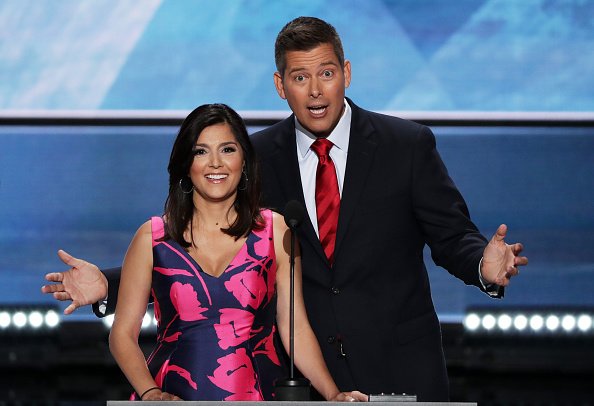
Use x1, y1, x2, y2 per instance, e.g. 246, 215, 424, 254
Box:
284, 199, 304, 229
274, 200, 310, 401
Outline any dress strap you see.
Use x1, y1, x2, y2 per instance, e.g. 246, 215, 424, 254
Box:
150, 216, 165, 247
261, 209, 273, 239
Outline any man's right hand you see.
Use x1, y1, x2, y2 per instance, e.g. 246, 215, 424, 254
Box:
41, 249, 108, 315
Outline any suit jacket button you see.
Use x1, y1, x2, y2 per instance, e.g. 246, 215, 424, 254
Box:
331, 287, 340, 295
327, 335, 335, 344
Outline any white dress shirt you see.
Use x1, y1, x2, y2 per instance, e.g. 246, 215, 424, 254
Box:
295, 100, 351, 236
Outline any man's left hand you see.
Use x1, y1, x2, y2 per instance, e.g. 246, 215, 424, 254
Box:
481, 224, 528, 287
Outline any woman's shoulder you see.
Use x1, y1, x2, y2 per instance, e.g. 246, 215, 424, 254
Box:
257, 208, 288, 234
136, 216, 165, 241
260, 207, 281, 222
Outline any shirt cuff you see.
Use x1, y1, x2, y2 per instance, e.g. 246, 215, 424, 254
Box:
98, 295, 108, 315
478, 257, 502, 297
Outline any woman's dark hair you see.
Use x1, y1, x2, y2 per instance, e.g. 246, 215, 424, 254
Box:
163, 103, 262, 248
274, 16, 345, 76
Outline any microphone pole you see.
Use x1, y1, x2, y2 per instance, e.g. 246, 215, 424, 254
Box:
274, 200, 310, 401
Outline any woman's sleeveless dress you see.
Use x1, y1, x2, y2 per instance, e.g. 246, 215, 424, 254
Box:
144, 209, 285, 400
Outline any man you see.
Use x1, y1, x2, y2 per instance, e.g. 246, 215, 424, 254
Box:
43, 17, 527, 401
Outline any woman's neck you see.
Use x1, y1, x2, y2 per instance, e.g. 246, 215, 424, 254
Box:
191, 197, 237, 230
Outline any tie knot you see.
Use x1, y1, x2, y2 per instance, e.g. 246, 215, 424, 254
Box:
311, 138, 334, 157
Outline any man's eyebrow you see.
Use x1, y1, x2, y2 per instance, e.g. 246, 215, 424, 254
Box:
287, 61, 338, 75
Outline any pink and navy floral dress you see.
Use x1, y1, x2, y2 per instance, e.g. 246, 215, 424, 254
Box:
144, 209, 285, 400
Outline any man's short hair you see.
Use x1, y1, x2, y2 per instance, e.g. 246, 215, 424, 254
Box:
274, 16, 345, 76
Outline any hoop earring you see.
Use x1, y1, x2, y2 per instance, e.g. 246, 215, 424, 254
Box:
238, 169, 248, 191
179, 178, 194, 194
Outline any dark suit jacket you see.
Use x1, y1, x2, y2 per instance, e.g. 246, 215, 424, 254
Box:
250, 99, 490, 401
101, 98, 491, 401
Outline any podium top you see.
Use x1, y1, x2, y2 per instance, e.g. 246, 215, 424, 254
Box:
108, 402, 477, 406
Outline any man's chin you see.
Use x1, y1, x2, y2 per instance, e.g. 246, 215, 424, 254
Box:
301, 122, 333, 138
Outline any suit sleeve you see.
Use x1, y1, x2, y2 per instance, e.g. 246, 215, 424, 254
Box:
411, 125, 488, 289
91, 267, 121, 318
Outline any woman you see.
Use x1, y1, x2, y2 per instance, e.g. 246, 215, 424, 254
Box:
108, 104, 364, 401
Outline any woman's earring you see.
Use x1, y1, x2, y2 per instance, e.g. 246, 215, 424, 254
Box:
179, 177, 194, 194
238, 168, 248, 191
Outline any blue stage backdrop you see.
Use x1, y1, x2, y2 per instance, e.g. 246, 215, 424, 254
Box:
0, 0, 593, 112
1, 124, 593, 322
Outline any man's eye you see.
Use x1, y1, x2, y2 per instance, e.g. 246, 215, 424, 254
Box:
322, 70, 333, 78
295, 75, 305, 82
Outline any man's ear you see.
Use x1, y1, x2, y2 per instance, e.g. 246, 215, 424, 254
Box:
273, 71, 286, 99
343, 60, 352, 89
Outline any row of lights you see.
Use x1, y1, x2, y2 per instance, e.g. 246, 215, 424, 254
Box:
0, 306, 157, 333
0, 307, 61, 331
464, 309, 594, 336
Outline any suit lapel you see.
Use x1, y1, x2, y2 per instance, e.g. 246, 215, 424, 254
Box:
334, 101, 378, 259
266, 117, 329, 268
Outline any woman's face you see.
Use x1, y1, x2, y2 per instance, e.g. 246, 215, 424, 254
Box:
188, 122, 245, 204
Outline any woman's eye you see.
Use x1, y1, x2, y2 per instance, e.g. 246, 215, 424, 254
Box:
193, 148, 206, 156
222, 146, 236, 153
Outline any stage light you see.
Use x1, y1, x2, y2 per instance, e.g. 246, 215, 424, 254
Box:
561, 315, 576, 332
513, 314, 528, 331
45, 310, 60, 328
13, 312, 28, 328
577, 315, 592, 332
464, 313, 481, 331
545, 315, 560, 332
142, 313, 152, 328
28, 311, 44, 329
497, 314, 512, 331
529, 315, 544, 332
0, 311, 10, 328
102, 314, 115, 328
482, 314, 496, 330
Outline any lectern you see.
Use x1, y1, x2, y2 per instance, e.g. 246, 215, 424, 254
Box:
108, 401, 477, 406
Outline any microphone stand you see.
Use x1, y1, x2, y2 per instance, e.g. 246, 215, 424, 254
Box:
274, 202, 310, 401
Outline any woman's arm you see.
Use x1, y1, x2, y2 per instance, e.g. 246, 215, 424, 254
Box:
108, 220, 179, 400
272, 212, 366, 402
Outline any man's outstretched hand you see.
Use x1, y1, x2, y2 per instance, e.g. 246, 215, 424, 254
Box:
481, 224, 528, 287
41, 250, 107, 314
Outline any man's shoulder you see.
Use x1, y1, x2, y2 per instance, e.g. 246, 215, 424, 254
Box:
252, 116, 292, 137
251, 116, 293, 153
349, 99, 426, 135
361, 107, 424, 132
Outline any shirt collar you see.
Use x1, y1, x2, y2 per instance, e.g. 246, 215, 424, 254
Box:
295, 99, 352, 158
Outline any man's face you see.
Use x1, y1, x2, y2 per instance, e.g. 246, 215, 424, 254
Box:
274, 43, 351, 138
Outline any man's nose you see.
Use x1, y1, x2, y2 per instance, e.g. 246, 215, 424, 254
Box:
310, 78, 321, 98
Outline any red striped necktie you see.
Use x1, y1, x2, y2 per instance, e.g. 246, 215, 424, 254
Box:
310, 138, 340, 265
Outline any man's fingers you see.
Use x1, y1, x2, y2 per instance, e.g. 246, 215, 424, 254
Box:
491, 224, 508, 242
41, 283, 63, 293
63, 301, 80, 315
44, 272, 64, 283
515, 255, 528, 267
52, 291, 72, 301
57, 249, 82, 268
511, 243, 524, 255
349, 391, 369, 402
